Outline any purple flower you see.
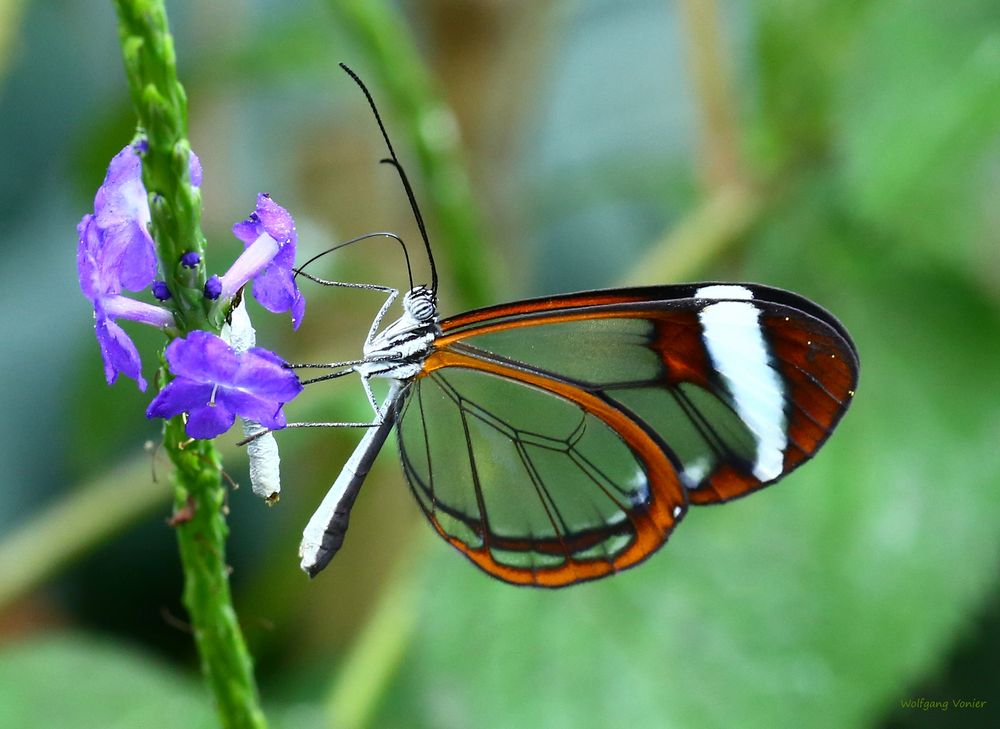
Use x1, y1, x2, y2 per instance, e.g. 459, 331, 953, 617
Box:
77, 143, 201, 390
91, 145, 156, 259
152, 280, 171, 301
220, 194, 305, 329
188, 151, 203, 187
146, 330, 303, 439
91, 144, 202, 262
77, 213, 173, 391
204, 275, 222, 300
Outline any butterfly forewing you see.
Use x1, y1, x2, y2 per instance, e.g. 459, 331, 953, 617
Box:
432, 283, 858, 504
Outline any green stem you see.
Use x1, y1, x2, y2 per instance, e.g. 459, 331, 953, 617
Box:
677, 0, 745, 192
330, 0, 497, 309
114, 0, 209, 331
0, 0, 27, 94
619, 183, 764, 286
165, 420, 267, 729
111, 2, 266, 727
623, 0, 763, 286
325, 531, 427, 729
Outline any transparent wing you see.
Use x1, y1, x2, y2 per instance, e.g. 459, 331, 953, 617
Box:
396, 358, 687, 587
435, 283, 858, 506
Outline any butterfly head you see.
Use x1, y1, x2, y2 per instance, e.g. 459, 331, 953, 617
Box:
404, 285, 437, 323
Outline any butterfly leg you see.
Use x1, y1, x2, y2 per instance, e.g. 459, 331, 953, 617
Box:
238, 368, 397, 446
290, 361, 366, 383
283, 372, 388, 430
295, 271, 399, 348
359, 371, 385, 422
273, 274, 400, 434
364, 285, 399, 348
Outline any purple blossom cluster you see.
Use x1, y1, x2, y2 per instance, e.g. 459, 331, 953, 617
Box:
146, 331, 302, 439
77, 144, 183, 391
77, 142, 305, 440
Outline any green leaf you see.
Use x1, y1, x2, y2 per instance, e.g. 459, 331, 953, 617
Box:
0, 634, 326, 729
836, 0, 1000, 273
0, 634, 216, 729
753, 0, 874, 166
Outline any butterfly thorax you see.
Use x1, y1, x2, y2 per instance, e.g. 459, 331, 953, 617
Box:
360, 285, 440, 380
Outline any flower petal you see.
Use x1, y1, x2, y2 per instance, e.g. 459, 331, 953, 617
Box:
146, 379, 214, 419
290, 290, 306, 330
93, 145, 150, 232
250, 262, 305, 328
102, 295, 175, 328
241, 345, 287, 368
231, 217, 260, 247
77, 215, 101, 301
188, 151, 203, 188
232, 347, 303, 401
147, 328, 299, 438
228, 195, 304, 326
164, 331, 239, 384
218, 390, 287, 430
250, 263, 297, 314
102, 218, 157, 292
232, 194, 296, 247
254, 194, 296, 244
78, 147, 158, 300
96, 315, 147, 391
218, 233, 280, 298
186, 402, 237, 439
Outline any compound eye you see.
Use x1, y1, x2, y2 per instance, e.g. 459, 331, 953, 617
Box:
413, 300, 435, 322
406, 291, 436, 322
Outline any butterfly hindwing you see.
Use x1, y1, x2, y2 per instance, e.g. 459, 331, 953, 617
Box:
396, 351, 687, 587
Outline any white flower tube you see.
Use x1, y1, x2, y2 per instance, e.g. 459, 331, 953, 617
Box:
221, 299, 282, 503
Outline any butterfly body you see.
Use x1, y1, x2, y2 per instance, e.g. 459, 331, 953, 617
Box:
358, 285, 440, 381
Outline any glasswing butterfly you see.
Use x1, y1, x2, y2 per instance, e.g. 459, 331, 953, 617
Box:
283, 65, 859, 588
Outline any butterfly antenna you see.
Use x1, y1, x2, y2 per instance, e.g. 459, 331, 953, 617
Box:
339, 62, 438, 296
294, 231, 414, 291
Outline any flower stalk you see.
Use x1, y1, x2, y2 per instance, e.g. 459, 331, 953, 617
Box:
110, 1, 268, 727
114, 0, 211, 332
165, 418, 268, 729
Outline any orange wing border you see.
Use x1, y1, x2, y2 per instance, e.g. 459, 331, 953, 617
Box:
411, 348, 688, 587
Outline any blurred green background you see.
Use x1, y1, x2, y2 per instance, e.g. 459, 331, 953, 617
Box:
0, 1, 998, 727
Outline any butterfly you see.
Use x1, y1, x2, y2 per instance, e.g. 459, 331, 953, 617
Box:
288, 66, 859, 588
